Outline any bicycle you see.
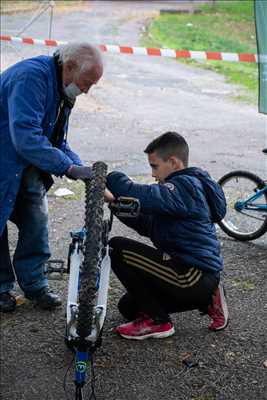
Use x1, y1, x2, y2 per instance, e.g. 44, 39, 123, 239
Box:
217, 149, 267, 241
63, 161, 140, 399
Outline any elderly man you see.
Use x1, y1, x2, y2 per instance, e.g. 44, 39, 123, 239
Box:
0, 42, 103, 312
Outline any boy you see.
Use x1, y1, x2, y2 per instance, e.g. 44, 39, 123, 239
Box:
106, 131, 228, 340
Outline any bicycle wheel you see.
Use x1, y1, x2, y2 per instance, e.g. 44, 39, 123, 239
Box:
218, 170, 267, 241
77, 161, 108, 338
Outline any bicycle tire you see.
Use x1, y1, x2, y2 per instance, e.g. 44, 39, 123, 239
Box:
77, 161, 108, 338
218, 170, 267, 241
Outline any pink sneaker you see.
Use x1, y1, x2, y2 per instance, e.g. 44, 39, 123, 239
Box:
208, 283, 229, 331
115, 317, 175, 340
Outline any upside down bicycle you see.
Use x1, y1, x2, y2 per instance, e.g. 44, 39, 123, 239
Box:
217, 149, 267, 241
63, 161, 140, 399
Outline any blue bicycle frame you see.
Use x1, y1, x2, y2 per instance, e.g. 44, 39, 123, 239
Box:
235, 183, 267, 212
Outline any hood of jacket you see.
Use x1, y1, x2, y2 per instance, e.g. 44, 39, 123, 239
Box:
166, 167, 227, 223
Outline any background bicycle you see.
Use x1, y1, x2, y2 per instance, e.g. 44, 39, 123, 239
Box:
218, 149, 267, 241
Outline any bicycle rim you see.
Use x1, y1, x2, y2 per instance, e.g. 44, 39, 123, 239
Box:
77, 161, 107, 338
218, 170, 267, 241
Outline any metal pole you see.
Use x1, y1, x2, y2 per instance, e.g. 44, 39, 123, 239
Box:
48, 1, 55, 40
16, 1, 51, 36
48, 1, 55, 55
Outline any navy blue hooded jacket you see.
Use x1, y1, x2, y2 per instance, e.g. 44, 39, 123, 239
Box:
106, 167, 226, 274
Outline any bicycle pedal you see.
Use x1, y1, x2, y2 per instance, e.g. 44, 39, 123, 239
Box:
45, 259, 66, 280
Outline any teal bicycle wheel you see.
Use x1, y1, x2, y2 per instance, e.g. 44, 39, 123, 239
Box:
218, 170, 267, 241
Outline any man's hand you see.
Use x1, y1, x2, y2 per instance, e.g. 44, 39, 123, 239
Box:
104, 188, 115, 203
65, 165, 93, 181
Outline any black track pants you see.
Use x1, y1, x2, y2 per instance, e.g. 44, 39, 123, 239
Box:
109, 237, 219, 322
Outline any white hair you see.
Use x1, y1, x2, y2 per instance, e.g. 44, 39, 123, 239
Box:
57, 42, 102, 71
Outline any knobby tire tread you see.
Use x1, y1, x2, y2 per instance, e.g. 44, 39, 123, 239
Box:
77, 161, 107, 338
218, 170, 267, 241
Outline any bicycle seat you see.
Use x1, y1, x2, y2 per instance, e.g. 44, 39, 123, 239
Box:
263, 148, 267, 154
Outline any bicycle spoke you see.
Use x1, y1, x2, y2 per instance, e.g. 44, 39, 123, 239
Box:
218, 171, 267, 241
239, 210, 266, 222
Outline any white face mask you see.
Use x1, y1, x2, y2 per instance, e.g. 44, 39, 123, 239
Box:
63, 82, 82, 99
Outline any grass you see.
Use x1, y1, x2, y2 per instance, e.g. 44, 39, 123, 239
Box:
141, 0, 258, 104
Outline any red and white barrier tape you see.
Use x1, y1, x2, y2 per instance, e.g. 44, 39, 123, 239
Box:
0, 34, 258, 63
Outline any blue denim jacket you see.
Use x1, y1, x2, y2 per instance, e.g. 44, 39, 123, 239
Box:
0, 55, 82, 235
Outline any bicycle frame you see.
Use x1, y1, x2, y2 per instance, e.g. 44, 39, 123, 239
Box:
66, 232, 110, 341
235, 183, 267, 212
66, 226, 111, 393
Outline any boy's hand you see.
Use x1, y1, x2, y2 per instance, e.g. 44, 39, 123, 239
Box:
104, 188, 115, 203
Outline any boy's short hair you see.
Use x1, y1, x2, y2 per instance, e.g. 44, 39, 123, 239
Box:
144, 131, 189, 167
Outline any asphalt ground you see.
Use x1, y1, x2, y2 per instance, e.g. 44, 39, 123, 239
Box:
0, 2, 266, 399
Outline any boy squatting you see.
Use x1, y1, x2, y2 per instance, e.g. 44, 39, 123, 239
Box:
104, 131, 228, 340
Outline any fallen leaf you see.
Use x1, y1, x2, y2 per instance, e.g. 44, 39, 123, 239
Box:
15, 295, 26, 306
